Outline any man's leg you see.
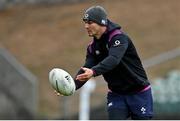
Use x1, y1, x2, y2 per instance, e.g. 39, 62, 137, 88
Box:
126, 88, 153, 120
108, 107, 129, 120
132, 115, 152, 120
107, 92, 130, 120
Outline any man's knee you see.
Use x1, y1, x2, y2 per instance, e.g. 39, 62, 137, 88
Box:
108, 108, 129, 120
132, 115, 153, 120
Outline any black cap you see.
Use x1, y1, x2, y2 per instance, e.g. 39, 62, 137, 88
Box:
83, 6, 107, 26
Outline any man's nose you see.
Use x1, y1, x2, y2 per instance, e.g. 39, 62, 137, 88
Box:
85, 23, 89, 29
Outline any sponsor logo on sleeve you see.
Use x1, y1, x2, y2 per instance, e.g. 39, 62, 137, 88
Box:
113, 40, 121, 46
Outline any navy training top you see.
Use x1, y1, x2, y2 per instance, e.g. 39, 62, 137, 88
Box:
74, 20, 150, 94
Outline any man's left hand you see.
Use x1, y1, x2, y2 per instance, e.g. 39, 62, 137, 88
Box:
76, 67, 94, 81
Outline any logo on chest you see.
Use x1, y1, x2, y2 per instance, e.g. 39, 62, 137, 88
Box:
95, 50, 100, 55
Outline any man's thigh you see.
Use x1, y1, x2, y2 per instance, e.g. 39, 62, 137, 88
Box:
126, 88, 153, 119
107, 92, 130, 120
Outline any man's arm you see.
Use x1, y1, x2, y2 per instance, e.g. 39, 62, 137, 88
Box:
74, 46, 97, 90
92, 34, 129, 76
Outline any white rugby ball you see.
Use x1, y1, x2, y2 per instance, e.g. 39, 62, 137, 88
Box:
49, 68, 76, 96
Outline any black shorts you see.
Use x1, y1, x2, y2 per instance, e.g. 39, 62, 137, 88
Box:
107, 88, 153, 120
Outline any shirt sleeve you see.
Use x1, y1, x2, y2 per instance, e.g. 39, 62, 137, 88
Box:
74, 45, 97, 90
91, 34, 129, 76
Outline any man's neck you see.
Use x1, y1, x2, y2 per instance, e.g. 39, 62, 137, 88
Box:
95, 26, 107, 39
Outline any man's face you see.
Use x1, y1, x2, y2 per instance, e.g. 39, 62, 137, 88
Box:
84, 21, 101, 37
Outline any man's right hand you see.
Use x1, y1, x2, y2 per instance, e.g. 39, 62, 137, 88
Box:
54, 90, 64, 96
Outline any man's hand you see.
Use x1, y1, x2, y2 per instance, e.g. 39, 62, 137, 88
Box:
76, 67, 94, 81
54, 90, 64, 96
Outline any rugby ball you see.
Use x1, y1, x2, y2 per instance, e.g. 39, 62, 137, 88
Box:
49, 68, 76, 96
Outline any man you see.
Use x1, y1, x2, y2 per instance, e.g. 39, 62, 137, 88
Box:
64, 5, 153, 119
